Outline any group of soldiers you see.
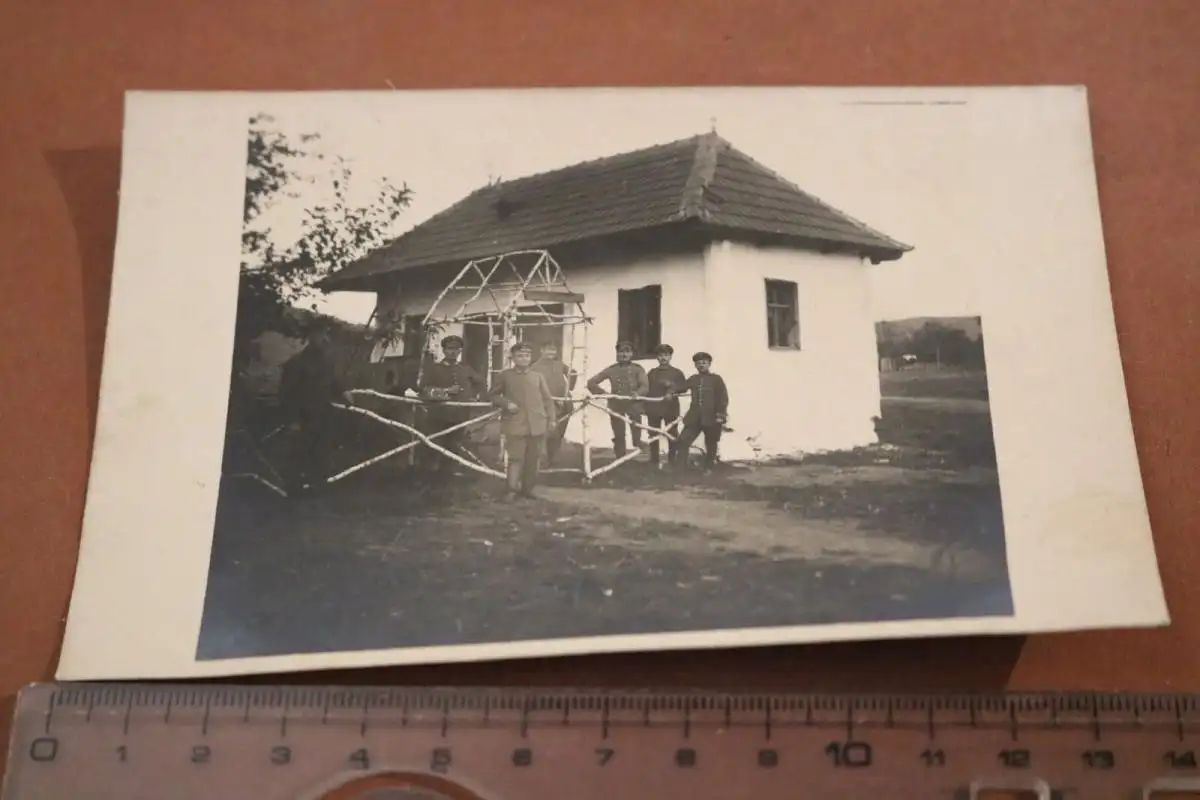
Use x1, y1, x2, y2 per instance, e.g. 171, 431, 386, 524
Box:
274, 318, 729, 498
585, 340, 729, 471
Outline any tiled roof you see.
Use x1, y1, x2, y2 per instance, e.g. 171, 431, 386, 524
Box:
322, 133, 912, 290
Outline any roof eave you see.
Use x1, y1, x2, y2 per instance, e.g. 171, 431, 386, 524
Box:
868, 242, 914, 264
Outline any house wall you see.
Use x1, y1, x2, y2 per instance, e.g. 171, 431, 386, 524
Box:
369, 251, 709, 446
702, 241, 882, 459
364, 242, 881, 461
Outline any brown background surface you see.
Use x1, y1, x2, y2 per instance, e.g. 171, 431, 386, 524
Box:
1, 0, 1198, 735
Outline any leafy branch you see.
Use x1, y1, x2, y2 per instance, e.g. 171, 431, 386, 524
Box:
233, 113, 413, 372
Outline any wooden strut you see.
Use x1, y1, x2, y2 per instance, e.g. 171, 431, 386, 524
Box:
328, 403, 504, 481
314, 388, 700, 489
230, 394, 708, 494
583, 394, 706, 451
238, 428, 289, 486
227, 472, 288, 498
581, 399, 710, 474
226, 429, 290, 496
317, 389, 704, 488
240, 250, 717, 491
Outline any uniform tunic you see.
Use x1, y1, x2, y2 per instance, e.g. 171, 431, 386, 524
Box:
419, 359, 485, 424
489, 367, 558, 455
646, 364, 687, 421
682, 372, 729, 428
531, 358, 572, 399
586, 361, 649, 415
532, 357, 574, 461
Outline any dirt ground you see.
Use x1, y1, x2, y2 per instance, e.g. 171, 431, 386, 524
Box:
198, 369, 1012, 661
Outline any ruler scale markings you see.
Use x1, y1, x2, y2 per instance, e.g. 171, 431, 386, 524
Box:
14, 686, 1200, 799
40, 692, 52, 736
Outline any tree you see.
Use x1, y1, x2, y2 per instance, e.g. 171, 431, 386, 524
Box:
906, 321, 985, 368
876, 319, 986, 368
233, 113, 413, 373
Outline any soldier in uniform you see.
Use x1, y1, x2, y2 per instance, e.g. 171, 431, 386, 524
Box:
672, 351, 730, 473
417, 334, 486, 474
278, 317, 355, 495
531, 340, 576, 464
490, 341, 558, 500
586, 340, 650, 458
645, 343, 688, 468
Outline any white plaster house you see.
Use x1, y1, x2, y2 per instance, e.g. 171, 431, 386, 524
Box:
321, 132, 912, 460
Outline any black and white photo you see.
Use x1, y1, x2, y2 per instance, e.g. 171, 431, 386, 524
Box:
57, 87, 1168, 679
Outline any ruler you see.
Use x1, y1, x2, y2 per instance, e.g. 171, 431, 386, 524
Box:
6, 685, 1200, 799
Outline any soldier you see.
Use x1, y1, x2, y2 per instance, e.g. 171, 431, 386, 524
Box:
531, 340, 577, 464
586, 341, 650, 458
278, 317, 355, 495
645, 343, 688, 468
672, 351, 729, 474
417, 334, 486, 474
490, 341, 558, 500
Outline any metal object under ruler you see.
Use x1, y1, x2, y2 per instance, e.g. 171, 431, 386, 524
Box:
6, 685, 1200, 799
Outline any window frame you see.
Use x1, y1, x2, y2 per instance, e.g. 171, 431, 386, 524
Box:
764, 278, 801, 350
616, 284, 663, 360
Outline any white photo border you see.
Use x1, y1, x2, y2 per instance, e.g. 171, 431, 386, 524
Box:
57, 86, 1167, 680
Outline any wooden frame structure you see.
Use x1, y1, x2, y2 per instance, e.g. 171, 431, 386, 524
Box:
233, 249, 700, 497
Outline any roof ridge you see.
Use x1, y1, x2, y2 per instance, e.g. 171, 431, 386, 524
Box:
719, 143, 914, 253
484, 133, 708, 195
677, 131, 724, 220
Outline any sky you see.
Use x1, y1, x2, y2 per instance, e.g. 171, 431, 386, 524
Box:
246, 87, 993, 325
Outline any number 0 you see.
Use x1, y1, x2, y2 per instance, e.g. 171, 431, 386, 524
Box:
28, 738, 58, 763
825, 741, 873, 768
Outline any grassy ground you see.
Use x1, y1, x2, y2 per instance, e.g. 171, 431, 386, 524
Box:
879, 368, 990, 401
198, 369, 1010, 661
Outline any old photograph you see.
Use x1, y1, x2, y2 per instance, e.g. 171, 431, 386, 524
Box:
56, 88, 1168, 680
197, 106, 1011, 660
